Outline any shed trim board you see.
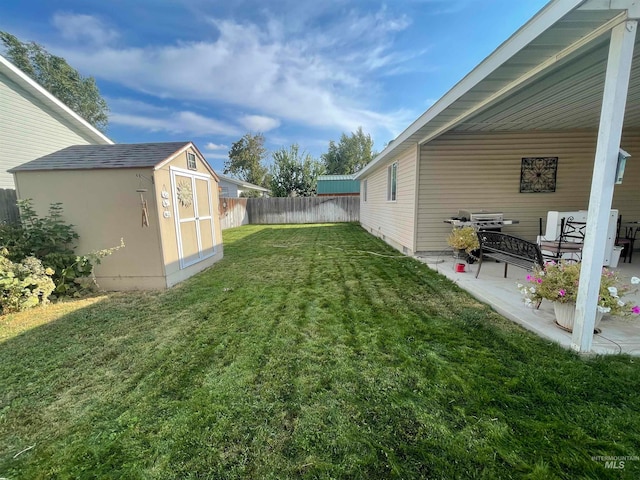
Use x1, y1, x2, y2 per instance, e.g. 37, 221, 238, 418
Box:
170, 166, 217, 270
155, 143, 219, 182
356, 0, 640, 353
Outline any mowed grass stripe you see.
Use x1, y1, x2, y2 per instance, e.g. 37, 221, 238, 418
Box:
0, 223, 639, 479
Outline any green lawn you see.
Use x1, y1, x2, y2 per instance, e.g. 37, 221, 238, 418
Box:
1, 224, 639, 479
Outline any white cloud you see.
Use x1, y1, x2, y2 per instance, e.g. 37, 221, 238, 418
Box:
109, 110, 240, 136
54, 6, 420, 138
204, 142, 228, 151
52, 13, 118, 45
203, 152, 229, 160
240, 115, 280, 132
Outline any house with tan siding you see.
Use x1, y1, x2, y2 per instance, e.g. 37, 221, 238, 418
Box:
355, 0, 640, 352
0, 55, 112, 189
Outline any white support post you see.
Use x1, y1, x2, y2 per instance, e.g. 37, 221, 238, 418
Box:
572, 20, 637, 353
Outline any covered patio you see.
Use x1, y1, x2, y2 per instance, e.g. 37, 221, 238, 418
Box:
417, 252, 640, 356
415, 1, 640, 354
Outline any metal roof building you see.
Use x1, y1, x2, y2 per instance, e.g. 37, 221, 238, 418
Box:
317, 175, 360, 196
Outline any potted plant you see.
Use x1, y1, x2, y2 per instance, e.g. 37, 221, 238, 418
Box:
447, 226, 480, 263
518, 260, 640, 332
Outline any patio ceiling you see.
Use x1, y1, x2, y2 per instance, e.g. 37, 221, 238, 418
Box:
356, 1, 636, 178
455, 28, 640, 132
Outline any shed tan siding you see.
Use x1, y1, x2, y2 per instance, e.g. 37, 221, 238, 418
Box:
14, 168, 167, 290
0, 74, 105, 189
416, 130, 640, 252
360, 146, 417, 254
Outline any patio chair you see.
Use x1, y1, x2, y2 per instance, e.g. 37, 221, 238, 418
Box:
538, 216, 585, 262
616, 215, 637, 263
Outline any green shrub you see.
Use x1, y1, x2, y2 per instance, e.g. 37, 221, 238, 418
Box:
0, 250, 55, 313
0, 200, 78, 261
51, 240, 125, 296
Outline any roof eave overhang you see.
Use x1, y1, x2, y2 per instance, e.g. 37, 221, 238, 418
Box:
0, 55, 114, 145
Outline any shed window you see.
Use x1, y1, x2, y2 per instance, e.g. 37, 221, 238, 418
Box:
187, 152, 197, 170
387, 162, 397, 201
363, 179, 368, 202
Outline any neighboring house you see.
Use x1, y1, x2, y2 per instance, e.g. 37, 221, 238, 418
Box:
0, 55, 112, 189
10, 142, 223, 291
216, 172, 270, 197
316, 175, 360, 196
355, 0, 640, 352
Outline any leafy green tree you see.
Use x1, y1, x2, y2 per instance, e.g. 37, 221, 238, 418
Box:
321, 127, 376, 175
224, 133, 269, 187
1, 31, 109, 132
270, 144, 324, 197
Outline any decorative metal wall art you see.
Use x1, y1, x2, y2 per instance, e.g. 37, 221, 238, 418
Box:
520, 157, 558, 193
177, 180, 193, 207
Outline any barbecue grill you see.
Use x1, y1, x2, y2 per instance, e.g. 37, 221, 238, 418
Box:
444, 209, 519, 229
455, 209, 504, 228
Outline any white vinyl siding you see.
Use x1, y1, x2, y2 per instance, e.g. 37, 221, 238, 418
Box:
0, 74, 107, 189
416, 130, 640, 252
218, 180, 239, 197
360, 147, 417, 254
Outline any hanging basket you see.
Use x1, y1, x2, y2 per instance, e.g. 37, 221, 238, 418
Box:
553, 302, 603, 333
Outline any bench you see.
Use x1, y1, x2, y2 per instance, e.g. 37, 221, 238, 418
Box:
475, 231, 544, 279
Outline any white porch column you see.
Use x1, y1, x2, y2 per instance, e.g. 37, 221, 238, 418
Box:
572, 20, 637, 353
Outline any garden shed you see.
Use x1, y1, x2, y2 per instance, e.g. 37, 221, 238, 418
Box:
9, 141, 223, 290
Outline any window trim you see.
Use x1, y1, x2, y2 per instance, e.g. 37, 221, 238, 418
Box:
387, 162, 397, 202
187, 152, 197, 171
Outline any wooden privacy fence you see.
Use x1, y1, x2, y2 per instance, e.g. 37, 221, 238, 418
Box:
219, 197, 249, 230
218, 196, 359, 229
0, 189, 19, 224
247, 196, 359, 224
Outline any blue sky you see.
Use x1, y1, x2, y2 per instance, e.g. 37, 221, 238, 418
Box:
0, 0, 548, 172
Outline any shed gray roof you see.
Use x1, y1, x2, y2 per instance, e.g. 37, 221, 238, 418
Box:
9, 142, 191, 172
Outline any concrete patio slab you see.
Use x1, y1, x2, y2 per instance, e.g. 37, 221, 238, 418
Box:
415, 253, 640, 356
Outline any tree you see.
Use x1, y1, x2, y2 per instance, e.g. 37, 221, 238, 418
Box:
1, 31, 109, 132
269, 144, 325, 197
321, 126, 376, 175
224, 133, 269, 187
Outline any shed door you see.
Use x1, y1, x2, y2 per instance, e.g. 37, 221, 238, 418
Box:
170, 167, 216, 269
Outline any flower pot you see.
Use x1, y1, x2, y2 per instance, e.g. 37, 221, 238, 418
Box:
553, 302, 603, 333
455, 263, 466, 273
453, 248, 467, 261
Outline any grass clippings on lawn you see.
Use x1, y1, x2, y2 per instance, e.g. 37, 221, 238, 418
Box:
1, 223, 639, 479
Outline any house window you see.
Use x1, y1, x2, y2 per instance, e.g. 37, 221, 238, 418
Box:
363, 179, 368, 202
187, 152, 197, 170
387, 162, 397, 201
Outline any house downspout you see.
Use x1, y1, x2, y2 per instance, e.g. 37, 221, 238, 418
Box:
572, 19, 637, 353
